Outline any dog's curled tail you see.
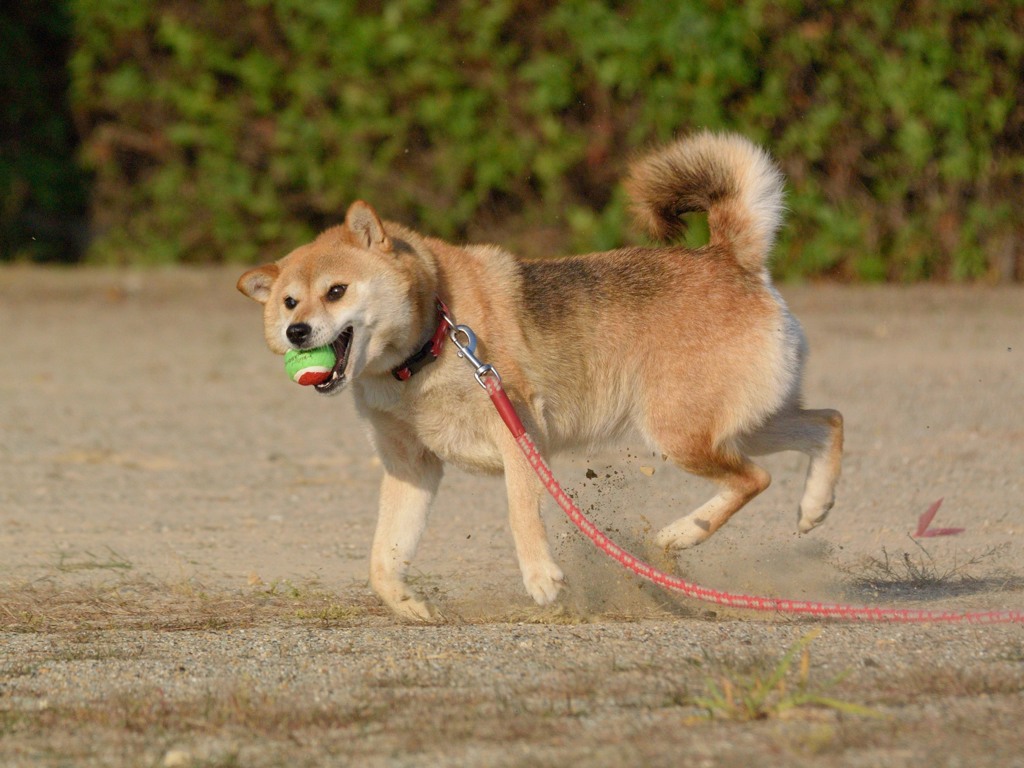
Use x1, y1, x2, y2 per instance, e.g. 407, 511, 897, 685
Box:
624, 131, 785, 273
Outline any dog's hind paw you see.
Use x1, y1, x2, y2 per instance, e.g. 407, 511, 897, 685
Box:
654, 517, 713, 550
523, 561, 565, 606
798, 499, 834, 534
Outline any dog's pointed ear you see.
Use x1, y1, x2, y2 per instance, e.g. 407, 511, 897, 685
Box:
237, 263, 280, 304
345, 201, 392, 252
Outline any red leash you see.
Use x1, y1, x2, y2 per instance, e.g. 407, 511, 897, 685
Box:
446, 319, 1023, 624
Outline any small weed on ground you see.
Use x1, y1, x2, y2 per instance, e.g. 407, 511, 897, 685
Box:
693, 629, 882, 722
55, 547, 133, 573
846, 541, 1011, 600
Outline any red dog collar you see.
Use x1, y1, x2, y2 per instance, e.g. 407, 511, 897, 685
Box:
392, 299, 452, 381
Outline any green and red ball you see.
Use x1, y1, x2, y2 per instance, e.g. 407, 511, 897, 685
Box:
284, 346, 336, 386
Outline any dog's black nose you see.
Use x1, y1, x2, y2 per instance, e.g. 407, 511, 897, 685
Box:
286, 323, 312, 345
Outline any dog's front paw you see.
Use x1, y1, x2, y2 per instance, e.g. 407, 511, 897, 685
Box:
372, 580, 439, 623
391, 595, 439, 623
523, 560, 565, 606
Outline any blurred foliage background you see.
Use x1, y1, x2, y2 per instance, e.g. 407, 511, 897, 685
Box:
1, 2, 90, 263
2, 0, 1022, 280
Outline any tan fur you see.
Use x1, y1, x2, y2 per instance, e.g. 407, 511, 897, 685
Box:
238, 133, 843, 621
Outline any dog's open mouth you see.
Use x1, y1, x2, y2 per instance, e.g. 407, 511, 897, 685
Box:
314, 327, 353, 394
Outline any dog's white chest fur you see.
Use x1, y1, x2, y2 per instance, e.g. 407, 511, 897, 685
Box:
356, 377, 507, 474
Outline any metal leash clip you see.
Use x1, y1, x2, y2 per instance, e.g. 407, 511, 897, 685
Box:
448, 323, 501, 390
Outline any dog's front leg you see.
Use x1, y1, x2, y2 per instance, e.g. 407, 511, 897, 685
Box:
368, 446, 443, 622
502, 444, 565, 606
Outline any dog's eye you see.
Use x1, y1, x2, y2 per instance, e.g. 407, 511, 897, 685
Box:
283, 296, 298, 310
326, 284, 347, 302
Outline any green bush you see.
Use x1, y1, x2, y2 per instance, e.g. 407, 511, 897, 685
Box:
1, 2, 89, 262
67, 0, 1022, 279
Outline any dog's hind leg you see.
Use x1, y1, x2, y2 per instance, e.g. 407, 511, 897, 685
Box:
741, 407, 844, 533
368, 440, 444, 622
654, 442, 772, 550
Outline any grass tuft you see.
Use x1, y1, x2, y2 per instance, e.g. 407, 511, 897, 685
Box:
55, 547, 133, 573
693, 629, 883, 722
846, 541, 1011, 599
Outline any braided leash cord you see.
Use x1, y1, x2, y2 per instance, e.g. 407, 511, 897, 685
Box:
483, 376, 1024, 625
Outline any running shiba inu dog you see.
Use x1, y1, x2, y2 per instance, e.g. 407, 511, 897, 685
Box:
238, 132, 843, 621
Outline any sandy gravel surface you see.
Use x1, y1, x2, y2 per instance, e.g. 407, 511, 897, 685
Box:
1, 267, 1023, 766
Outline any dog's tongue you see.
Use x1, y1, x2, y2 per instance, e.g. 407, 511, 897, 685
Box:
314, 328, 353, 392
330, 328, 352, 374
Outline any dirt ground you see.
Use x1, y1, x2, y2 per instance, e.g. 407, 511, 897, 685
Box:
1, 266, 1023, 767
